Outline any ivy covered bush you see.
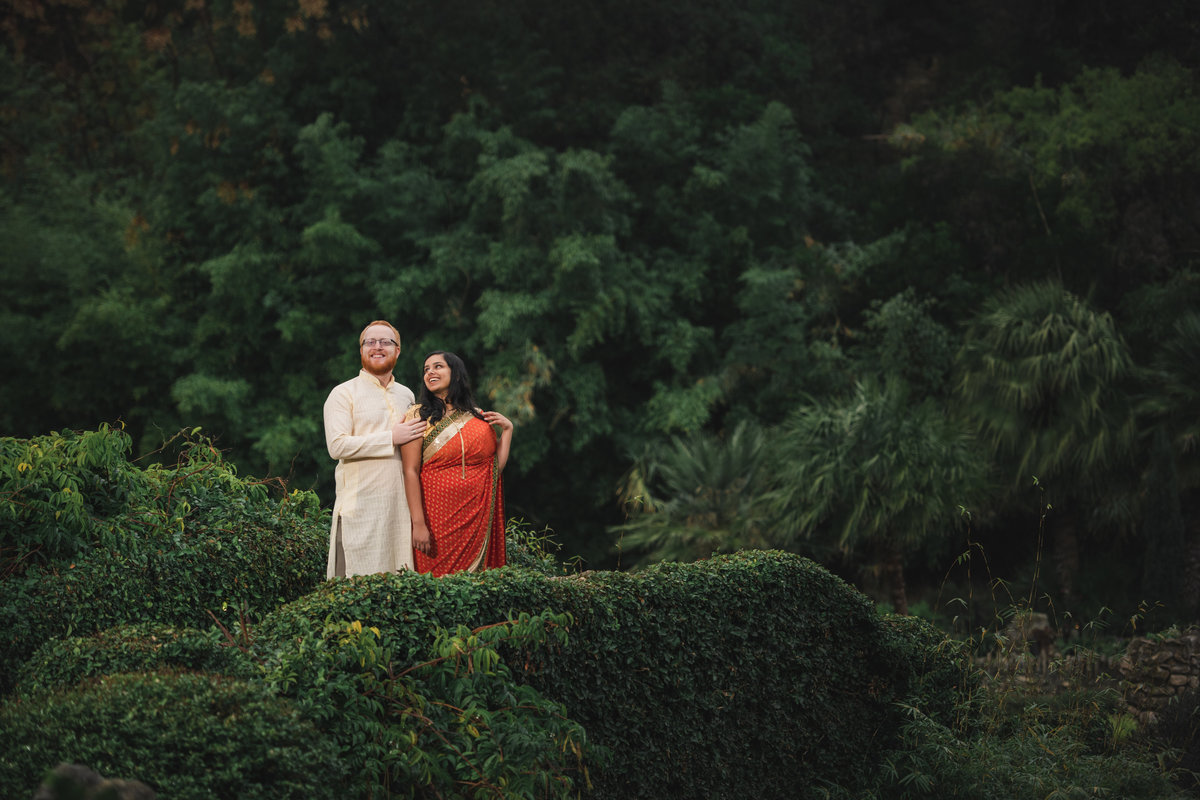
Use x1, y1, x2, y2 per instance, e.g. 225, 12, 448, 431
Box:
257, 552, 955, 799
880, 613, 977, 731
0, 426, 328, 692
1, 426, 970, 798
0, 671, 347, 800
13, 623, 256, 697
257, 611, 598, 798
10, 554, 956, 798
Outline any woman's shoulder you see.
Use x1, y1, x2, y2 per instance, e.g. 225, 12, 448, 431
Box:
403, 404, 423, 422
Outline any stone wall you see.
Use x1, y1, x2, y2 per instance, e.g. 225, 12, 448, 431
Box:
975, 611, 1117, 695
1119, 630, 1200, 724
957, 616, 1200, 726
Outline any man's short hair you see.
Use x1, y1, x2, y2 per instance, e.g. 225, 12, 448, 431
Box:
359, 319, 402, 350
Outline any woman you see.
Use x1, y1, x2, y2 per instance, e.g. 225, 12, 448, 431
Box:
401, 351, 513, 575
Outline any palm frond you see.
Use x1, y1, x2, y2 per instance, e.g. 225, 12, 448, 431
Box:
957, 280, 1136, 490
611, 422, 782, 564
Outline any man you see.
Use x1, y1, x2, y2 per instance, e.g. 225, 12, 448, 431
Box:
323, 320, 427, 577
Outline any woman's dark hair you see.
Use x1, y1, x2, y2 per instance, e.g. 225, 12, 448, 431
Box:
417, 351, 487, 424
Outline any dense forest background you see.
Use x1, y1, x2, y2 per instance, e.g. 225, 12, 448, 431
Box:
3, 0, 1198, 625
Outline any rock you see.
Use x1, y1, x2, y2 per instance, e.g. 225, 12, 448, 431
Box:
32, 763, 155, 800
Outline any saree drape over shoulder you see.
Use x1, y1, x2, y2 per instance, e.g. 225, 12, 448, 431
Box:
408, 408, 506, 576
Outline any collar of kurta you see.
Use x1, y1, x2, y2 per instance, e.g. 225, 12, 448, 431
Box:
358, 369, 395, 389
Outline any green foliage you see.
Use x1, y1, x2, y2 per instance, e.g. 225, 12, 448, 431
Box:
865, 700, 1183, 800
504, 517, 572, 576
1148, 690, 1200, 795
1139, 431, 1188, 617
0, 428, 327, 693
0, 424, 144, 574
1, 0, 1197, 588
893, 58, 1200, 302
968, 61, 1197, 228
880, 614, 978, 731
776, 378, 978, 550
1139, 309, 1200, 495
612, 422, 781, 564
859, 288, 957, 396
956, 281, 1137, 495
773, 379, 983, 612
0, 671, 348, 800
256, 551, 958, 799
14, 623, 254, 698
4, 5, 1200, 793
0, 181, 164, 440
261, 612, 594, 799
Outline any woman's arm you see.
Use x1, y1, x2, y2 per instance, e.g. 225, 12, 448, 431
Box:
400, 437, 432, 555
482, 411, 514, 472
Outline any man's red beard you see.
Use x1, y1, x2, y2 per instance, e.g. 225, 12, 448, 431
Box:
361, 349, 399, 376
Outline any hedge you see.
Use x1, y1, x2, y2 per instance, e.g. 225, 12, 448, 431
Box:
0, 671, 348, 800
0, 429, 328, 693
259, 611, 597, 798
13, 623, 256, 698
4, 553, 959, 798
256, 551, 955, 799
1, 427, 962, 797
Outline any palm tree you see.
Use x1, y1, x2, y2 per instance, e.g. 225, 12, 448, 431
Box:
956, 281, 1137, 611
772, 378, 983, 615
612, 422, 780, 565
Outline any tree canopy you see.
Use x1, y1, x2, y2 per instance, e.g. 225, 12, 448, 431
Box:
3, 0, 1198, 618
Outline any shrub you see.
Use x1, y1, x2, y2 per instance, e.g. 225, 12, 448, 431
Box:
0, 425, 146, 576
0, 671, 348, 800
14, 622, 255, 698
866, 702, 1185, 799
504, 517, 569, 576
881, 613, 978, 730
260, 612, 596, 799
256, 551, 954, 799
6, 610, 596, 798
1148, 689, 1200, 794
0, 429, 328, 693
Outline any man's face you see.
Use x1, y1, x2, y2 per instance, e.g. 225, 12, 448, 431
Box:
360, 324, 400, 376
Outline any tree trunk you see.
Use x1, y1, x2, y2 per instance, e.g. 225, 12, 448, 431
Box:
885, 547, 909, 616
1053, 519, 1080, 616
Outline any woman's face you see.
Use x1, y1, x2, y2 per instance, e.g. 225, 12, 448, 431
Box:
423, 354, 452, 398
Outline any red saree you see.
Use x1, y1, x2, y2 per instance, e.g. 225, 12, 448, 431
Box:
413, 410, 506, 576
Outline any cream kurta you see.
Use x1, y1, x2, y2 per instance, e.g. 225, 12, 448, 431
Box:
324, 369, 416, 578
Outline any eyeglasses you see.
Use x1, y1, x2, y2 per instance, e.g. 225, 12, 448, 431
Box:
361, 338, 398, 349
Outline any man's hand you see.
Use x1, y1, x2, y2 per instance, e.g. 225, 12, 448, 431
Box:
392, 418, 426, 445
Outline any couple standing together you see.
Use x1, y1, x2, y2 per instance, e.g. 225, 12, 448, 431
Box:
323, 320, 513, 579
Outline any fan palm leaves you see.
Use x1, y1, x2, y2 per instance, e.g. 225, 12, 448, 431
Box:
612, 422, 780, 565
772, 378, 983, 614
956, 281, 1138, 610
957, 281, 1137, 489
